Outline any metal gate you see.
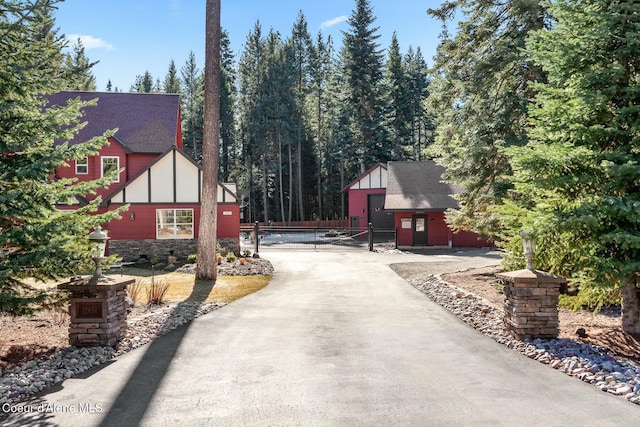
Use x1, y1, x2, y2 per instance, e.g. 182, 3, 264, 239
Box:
240, 223, 396, 252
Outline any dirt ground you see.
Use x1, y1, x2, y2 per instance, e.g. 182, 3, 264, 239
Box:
2, 265, 639, 371
441, 265, 640, 362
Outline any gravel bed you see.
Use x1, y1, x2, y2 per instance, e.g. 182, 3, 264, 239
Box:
410, 274, 640, 405
0, 259, 276, 407
0, 301, 225, 406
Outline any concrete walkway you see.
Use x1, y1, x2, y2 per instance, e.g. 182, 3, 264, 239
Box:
10, 249, 640, 426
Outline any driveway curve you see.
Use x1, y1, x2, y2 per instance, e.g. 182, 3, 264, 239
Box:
9, 249, 640, 426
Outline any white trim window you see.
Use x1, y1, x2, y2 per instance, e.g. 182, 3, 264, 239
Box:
101, 156, 120, 182
156, 209, 194, 239
76, 157, 89, 174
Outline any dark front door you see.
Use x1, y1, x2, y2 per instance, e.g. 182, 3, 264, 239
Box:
413, 215, 428, 246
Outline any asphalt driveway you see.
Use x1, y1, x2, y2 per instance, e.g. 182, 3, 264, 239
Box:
9, 249, 640, 426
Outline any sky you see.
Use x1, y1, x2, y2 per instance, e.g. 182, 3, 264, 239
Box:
53, 0, 449, 92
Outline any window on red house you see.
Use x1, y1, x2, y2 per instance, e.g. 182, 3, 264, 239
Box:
76, 157, 88, 174
101, 156, 120, 182
156, 209, 194, 239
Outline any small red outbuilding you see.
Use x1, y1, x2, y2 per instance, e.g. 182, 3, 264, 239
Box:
345, 161, 489, 248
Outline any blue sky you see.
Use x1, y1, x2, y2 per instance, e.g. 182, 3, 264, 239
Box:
53, 0, 447, 92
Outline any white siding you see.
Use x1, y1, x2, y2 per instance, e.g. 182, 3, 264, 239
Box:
124, 173, 149, 202
349, 165, 387, 190
175, 153, 199, 202
150, 154, 174, 202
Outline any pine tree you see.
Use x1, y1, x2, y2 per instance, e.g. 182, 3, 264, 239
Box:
384, 32, 411, 160
427, 0, 547, 239
503, 0, 640, 333
404, 46, 431, 160
341, 0, 388, 174
163, 60, 181, 94
106, 79, 112, 91
131, 70, 154, 93
238, 21, 269, 222
63, 38, 98, 91
181, 51, 204, 161
0, 0, 123, 315
289, 11, 313, 221
220, 29, 237, 182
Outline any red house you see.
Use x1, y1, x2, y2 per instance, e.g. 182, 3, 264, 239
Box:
345, 161, 489, 248
49, 91, 240, 260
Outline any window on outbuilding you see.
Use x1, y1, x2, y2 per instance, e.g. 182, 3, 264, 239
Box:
156, 209, 194, 239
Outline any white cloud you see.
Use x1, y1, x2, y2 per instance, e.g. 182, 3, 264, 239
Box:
66, 34, 115, 51
320, 16, 348, 30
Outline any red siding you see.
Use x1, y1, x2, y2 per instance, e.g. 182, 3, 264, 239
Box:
217, 204, 241, 238
125, 153, 159, 179
55, 138, 127, 202
427, 212, 450, 246
347, 188, 386, 229
100, 203, 239, 241
395, 212, 413, 246
394, 210, 488, 247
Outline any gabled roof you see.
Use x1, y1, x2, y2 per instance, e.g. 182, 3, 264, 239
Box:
384, 160, 462, 211
343, 163, 387, 191
46, 91, 180, 154
105, 146, 237, 205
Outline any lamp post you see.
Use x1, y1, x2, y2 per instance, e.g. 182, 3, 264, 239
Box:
88, 226, 110, 285
520, 231, 536, 270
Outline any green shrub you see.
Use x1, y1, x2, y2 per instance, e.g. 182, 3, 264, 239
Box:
187, 254, 197, 263
226, 253, 236, 263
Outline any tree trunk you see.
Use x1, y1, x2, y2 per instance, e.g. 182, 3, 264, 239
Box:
277, 124, 285, 223
262, 155, 269, 224
288, 144, 293, 224
316, 94, 322, 220
297, 127, 304, 221
621, 276, 640, 335
196, 0, 220, 281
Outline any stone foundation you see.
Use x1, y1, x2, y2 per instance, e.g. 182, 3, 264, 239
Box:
109, 238, 240, 262
58, 278, 133, 347
497, 269, 566, 340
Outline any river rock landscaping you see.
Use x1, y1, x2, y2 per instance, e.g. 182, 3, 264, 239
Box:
407, 272, 640, 406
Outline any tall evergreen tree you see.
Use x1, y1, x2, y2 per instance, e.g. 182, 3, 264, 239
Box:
502, 0, 640, 333
384, 32, 411, 160
289, 11, 313, 221
163, 59, 181, 94
63, 38, 98, 91
131, 70, 154, 92
427, 0, 547, 239
404, 46, 431, 160
220, 29, 237, 182
238, 21, 268, 222
181, 51, 204, 161
0, 0, 123, 315
342, 0, 388, 174
308, 32, 334, 220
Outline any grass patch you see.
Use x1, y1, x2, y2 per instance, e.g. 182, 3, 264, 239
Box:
129, 272, 271, 304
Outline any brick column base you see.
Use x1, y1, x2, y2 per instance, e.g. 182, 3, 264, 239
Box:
58, 278, 134, 347
497, 269, 566, 340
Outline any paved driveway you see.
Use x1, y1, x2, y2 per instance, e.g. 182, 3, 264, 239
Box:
9, 249, 640, 426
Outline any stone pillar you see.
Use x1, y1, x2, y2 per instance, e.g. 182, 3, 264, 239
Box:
496, 269, 566, 340
58, 278, 134, 347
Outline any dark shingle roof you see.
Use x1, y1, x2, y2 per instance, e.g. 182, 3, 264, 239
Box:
46, 91, 180, 153
384, 160, 462, 211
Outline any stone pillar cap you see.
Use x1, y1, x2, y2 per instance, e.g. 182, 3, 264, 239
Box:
496, 269, 567, 283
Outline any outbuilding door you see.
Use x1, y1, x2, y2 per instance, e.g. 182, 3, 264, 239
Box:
413, 215, 428, 245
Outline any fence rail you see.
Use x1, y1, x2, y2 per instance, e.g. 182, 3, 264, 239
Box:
239, 222, 396, 252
